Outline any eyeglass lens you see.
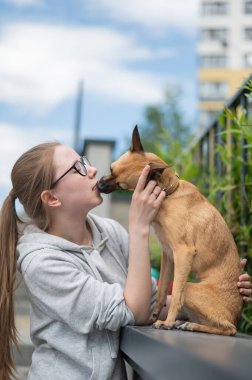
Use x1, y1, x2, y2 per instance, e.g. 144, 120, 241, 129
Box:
82, 156, 91, 167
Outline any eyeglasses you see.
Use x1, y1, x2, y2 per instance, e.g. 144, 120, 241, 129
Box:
51, 156, 91, 188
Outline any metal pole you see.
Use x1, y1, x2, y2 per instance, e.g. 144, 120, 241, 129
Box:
74, 80, 84, 152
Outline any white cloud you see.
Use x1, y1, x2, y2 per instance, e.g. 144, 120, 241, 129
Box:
0, 122, 72, 203
5, 0, 42, 6
84, 0, 199, 33
0, 22, 175, 113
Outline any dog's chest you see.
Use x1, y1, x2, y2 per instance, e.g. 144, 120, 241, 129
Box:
152, 221, 173, 260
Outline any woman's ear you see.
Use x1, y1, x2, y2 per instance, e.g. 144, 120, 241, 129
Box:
41, 190, 61, 208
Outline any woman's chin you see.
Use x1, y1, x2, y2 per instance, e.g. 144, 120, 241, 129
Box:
97, 195, 103, 204
94, 193, 103, 206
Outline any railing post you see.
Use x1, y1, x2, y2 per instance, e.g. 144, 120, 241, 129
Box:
226, 115, 232, 225
209, 127, 215, 176
216, 120, 223, 200
238, 96, 249, 256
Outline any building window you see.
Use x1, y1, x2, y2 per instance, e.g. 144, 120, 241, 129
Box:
199, 82, 228, 100
202, 1, 229, 15
244, 28, 252, 39
199, 55, 227, 68
244, 1, 252, 14
200, 28, 228, 45
244, 53, 252, 67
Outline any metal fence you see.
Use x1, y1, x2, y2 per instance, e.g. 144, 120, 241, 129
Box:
191, 74, 252, 254
193, 74, 252, 178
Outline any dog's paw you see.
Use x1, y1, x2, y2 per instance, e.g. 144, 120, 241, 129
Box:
152, 320, 174, 330
149, 313, 159, 324
173, 319, 191, 329
150, 304, 163, 323
176, 322, 194, 332
173, 320, 186, 329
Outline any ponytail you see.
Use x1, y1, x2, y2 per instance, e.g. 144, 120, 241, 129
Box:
0, 141, 59, 380
0, 191, 21, 380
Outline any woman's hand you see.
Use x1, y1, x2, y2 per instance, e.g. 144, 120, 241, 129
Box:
129, 165, 166, 234
238, 259, 252, 303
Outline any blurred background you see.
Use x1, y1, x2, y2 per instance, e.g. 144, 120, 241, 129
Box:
0, 0, 197, 204
1, 0, 252, 378
1, 0, 251, 209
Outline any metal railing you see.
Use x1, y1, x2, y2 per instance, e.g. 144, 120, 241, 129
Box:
191, 74, 252, 254
120, 325, 252, 380
192, 74, 252, 175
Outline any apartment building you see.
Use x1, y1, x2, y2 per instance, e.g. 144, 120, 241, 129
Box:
198, 0, 252, 128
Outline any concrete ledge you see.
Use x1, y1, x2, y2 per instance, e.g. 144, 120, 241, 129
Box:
120, 326, 252, 380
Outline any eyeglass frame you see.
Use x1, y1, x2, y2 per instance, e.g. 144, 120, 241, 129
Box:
51, 156, 91, 188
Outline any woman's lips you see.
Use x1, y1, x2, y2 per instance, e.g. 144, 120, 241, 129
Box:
92, 181, 99, 191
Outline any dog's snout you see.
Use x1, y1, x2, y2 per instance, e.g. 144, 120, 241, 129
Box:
97, 182, 112, 194
97, 176, 117, 194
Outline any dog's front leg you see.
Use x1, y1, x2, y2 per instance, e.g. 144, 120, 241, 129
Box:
150, 250, 174, 323
154, 244, 195, 330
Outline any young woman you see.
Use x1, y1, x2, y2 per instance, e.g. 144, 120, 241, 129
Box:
0, 142, 251, 380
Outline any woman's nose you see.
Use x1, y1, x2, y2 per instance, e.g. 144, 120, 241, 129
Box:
87, 166, 98, 178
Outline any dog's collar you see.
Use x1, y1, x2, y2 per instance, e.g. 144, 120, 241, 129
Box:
162, 172, 180, 197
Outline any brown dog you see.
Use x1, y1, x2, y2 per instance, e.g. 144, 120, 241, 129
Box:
97, 126, 243, 335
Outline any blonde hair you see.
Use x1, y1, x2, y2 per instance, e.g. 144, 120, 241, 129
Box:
0, 141, 60, 380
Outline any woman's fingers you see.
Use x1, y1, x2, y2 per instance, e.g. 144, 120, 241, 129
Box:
240, 287, 252, 296
135, 166, 162, 198
240, 258, 247, 268
238, 259, 252, 303
154, 188, 166, 205
243, 298, 251, 304
130, 166, 166, 227
150, 185, 162, 197
238, 273, 251, 284
238, 281, 252, 289
144, 181, 165, 207
238, 274, 252, 303
135, 165, 151, 192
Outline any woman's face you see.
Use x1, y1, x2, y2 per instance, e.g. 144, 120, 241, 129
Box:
52, 145, 102, 215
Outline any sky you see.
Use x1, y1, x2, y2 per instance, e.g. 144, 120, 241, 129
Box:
0, 0, 199, 205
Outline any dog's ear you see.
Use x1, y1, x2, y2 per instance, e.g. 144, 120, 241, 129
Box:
147, 162, 169, 181
130, 125, 144, 152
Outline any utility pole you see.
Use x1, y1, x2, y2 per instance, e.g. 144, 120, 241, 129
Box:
73, 80, 84, 152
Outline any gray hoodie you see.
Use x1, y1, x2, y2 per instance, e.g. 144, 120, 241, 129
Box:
17, 214, 156, 380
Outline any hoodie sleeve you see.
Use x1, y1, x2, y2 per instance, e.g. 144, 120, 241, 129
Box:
102, 218, 129, 263
105, 218, 157, 312
23, 252, 135, 334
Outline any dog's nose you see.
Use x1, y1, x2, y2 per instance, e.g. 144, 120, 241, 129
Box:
97, 177, 117, 194
96, 179, 112, 194
96, 181, 106, 192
